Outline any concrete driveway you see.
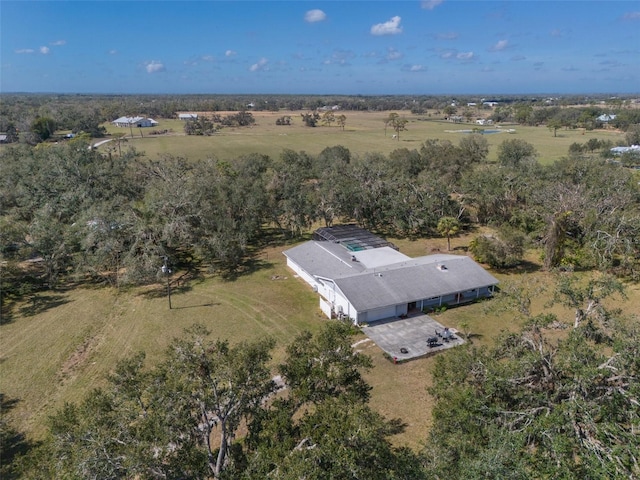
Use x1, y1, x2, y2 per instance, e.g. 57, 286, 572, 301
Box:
360, 314, 464, 362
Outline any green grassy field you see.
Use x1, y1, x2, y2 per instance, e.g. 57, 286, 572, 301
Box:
101, 110, 626, 165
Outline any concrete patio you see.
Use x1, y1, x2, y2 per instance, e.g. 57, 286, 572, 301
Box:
360, 314, 465, 362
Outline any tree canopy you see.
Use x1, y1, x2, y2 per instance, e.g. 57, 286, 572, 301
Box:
15, 323, 424, 479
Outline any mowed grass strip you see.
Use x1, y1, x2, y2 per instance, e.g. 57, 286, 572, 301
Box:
102, 110, 626, 165
0, 245, 320, 439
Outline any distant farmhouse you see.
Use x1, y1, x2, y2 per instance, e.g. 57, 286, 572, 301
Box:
611, 145, 640, 155
178, 113, 198, 120
597, 114, 617, 123
112, 116, 158, 128
284, 225, 499, 325
318, 105, 341, 111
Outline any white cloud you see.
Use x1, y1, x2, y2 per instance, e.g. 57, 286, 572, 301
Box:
324, 49, 356, 66
456, 51, 474, 60
386, 47, 403, 61
622, 11, 640, 20
109, 49, 118, 55
371, 16, 402, 36
15, 48, 35, 54
39, 46, 51, 55
410, 64, 426, 72
511, 55, 526, 61
304, 9, 326, 23
225, 50, 237, 57
50, 40, 66, 46
249, 58, 268, 72
489, 40, 508, 51
145, 60, 166, 73
184, 55, 214, 66
421, 0, 443, 10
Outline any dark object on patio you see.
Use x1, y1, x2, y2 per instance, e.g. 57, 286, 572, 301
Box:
436, 327, 455, 342
427, 336, 439, 347
400, 347, 409, 354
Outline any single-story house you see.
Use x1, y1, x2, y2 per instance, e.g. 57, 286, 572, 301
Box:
284, 226, 499, 325
178, 113, 198, 120
112, 116, 159, 128
611, 145, 640, 155
0, 134, 7, 143
597, 114, 617, 123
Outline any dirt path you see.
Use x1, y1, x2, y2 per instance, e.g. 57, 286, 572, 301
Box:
90, 138, 113, 149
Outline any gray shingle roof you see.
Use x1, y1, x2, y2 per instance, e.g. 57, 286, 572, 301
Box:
284, 241, 499, 311
284, 241, 367, 278
335, 255, 498, 311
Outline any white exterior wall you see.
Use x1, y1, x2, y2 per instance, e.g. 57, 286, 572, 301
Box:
334, 294, 354, 320
319, 298, 332, 318
316, 280, 336, 304
286, 258, 317, 289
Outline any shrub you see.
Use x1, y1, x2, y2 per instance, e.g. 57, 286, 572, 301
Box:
470, 228, 525, 268
275, 116, 292, 126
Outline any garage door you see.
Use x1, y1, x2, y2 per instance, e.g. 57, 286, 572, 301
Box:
366, 305, 397, 323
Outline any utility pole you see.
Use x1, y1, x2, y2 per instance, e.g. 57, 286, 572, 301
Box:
162, 256, 172, 309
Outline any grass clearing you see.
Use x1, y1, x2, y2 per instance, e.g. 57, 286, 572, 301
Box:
101, 110, 626, 165
3, 232, 638, 448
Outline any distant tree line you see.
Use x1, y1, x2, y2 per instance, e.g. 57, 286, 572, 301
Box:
183, 111, 257, 135
489, 102, 640, 132
2, 94, 639, 145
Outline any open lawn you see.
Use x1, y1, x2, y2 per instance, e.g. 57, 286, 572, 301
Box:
101, 110, 626, 165
3, 232, 639, 450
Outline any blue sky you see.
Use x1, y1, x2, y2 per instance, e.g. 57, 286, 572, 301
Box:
1, 1, 639, 94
